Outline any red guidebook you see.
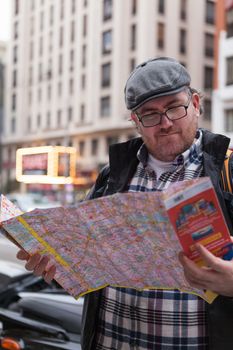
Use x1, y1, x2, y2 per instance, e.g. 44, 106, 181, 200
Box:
164, 177, 233, 265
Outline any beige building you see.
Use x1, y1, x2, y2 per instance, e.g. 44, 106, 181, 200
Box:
212, 0, 233, 145
0, 41, 7, 192
2, 0, 216, 192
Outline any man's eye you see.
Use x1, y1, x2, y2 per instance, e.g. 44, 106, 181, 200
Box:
143, 114, 158, 120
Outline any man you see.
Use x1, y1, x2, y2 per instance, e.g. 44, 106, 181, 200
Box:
18, 57, 233, 349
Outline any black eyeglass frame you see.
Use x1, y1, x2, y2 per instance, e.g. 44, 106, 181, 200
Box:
134, 93, 193, 128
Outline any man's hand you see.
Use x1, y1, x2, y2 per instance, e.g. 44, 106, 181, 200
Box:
179, 244, 233, 296
17, 249, 56, 284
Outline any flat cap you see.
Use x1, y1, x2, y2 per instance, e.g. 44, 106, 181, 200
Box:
124, 57, 191, 110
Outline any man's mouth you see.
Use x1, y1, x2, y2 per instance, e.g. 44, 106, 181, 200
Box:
159, 131, 178, 136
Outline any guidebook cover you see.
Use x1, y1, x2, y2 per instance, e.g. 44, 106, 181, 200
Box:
164, 178, 233, 264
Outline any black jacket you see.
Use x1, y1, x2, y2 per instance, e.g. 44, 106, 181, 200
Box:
81, 129, 233, 350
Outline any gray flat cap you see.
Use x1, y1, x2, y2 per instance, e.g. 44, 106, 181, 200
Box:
124, 57, 191, 110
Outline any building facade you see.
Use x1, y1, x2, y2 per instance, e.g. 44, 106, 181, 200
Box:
212, 0, 233, 146
0, 41, 7, 192
2, 0, 216, 193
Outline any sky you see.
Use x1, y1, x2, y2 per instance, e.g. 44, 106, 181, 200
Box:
0, 0, 11, 41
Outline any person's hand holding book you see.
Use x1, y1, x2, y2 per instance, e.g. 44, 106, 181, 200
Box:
179, 242, 233, 297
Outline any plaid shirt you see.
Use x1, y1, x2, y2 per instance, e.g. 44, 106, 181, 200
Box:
95, 129, 208, 349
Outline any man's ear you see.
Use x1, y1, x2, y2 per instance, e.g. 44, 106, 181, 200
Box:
130, 112, 141, 134
192, 93, 200, 115
130, 112, 137, 123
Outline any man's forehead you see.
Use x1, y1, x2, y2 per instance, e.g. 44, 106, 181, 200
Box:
136, 90, 188, 113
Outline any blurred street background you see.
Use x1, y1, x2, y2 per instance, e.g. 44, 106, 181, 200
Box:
0, 0, 232, 207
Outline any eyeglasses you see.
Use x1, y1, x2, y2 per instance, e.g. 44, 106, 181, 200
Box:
135, 94, 192, 127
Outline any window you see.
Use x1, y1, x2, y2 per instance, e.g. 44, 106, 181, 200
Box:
180, 0, 187, 20
59, 54, 63, 74
205, 0, 215, 25
132, 0, 137, 15
38, 88, 42, 102
179, 29, 186, 54
81, 104, 85, 122
130, 58, 136, 71
47, 112, 51, 127
57, 110, 62, 126
69, 78, 74, 94
58, 81, 62, 96
13, 45, 18, 64
100, 96, 111, 117
50, 5, 54, 26
37, 114, 41, 127
11, 118, 16, 133
30, 41, 34, 61
12, 69, 17, 88
27, 116, 31, 131
227, 8, 233, 38
83, 15, 87, 37
71, 21, 75, 42
79, 141, 85, 157
15, 0, 19, 15
82, 44, 86, 67
91, 139, 98, 156
106, 136, 118, 153
205, 33, 214, 57
131, 24, 136, 50
101, 63, 111, 87
225, 109, 233, 132
72, 0, 76, 13
12, 93, 16, 111
70, 50, 74, 71
157, 22, 165, 49
49, 31, 53, 52
60, 0, 64, 20
204, 66, 213, 89
103, 0, 113, 21
28, 91, 32, 105
30, 17, 34, 36
59, 27, 64, 47
158, 0, 165, 14
47, 59, 52, 79
29, 66, 33, 85
14, 21, 18, 39
81, 74, 86, 89
102, 30, 112, 54
39, 36, 43, 56
203, 99, 211, 120
47, 84, 52, 100
226, 56, 233, 85
40, 12, 44, 31
38, 62, 43, 82
68, 107, 73, 122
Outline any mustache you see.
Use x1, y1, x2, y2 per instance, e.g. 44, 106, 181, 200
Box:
157, 128, 179, 135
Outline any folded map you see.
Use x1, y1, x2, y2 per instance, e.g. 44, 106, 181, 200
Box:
1, 177, 232, 304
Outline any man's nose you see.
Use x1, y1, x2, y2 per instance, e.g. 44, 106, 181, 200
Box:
159, 114, 173, 127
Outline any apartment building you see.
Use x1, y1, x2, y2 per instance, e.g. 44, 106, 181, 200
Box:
0, 41, 7, 191
2, 0, 216, 192
212, 0, 233, 145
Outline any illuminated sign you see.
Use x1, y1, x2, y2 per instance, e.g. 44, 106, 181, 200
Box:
16, 146, 76, 184
22, 153, 48, 175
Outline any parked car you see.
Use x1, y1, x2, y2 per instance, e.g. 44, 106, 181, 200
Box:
0, 259, 62, 308
6, 193, 61, 212
0, 236, 24, 265
0, 259, 83, 349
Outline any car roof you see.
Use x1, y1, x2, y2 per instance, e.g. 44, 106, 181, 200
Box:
0, 259, 27, 277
